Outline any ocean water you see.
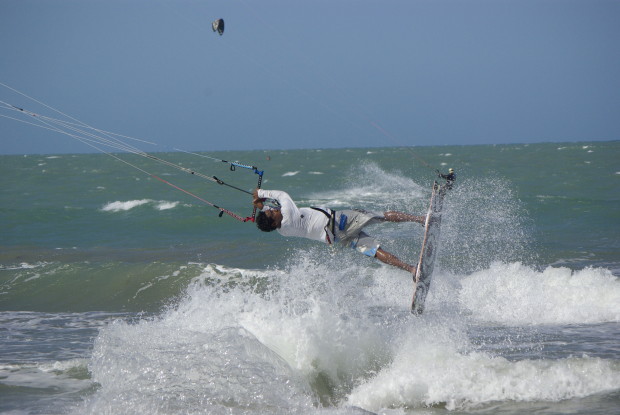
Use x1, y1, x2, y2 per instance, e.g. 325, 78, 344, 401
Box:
1, 142, 619, 414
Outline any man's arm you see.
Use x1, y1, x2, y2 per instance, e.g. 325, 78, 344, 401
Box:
253, 188, 266, 210
255, 189, 300, 218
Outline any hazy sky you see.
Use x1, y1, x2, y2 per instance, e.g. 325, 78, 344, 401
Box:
1, 0, 619, 154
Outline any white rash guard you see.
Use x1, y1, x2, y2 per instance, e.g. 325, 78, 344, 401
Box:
258, 189, 330, 244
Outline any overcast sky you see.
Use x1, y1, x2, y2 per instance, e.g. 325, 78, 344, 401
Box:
1, 0, 619, 154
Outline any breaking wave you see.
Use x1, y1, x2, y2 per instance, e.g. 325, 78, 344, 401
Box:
101, 200, 181, 212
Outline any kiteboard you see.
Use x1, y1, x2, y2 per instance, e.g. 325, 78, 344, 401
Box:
411, 181, 447, 314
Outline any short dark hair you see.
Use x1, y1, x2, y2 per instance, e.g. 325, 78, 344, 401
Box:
256, 211, 276, 232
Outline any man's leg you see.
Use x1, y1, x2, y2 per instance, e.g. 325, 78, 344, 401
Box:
383, 211, 425, 224
350, 228, 417, 274
375, 248, 417, 274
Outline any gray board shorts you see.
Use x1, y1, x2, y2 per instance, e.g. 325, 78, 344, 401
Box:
334, 209, 384, 257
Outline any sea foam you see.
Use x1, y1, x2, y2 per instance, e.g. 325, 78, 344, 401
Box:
348, 334, 620, 411
101, 199, 180, 212
458, 262, 620, 325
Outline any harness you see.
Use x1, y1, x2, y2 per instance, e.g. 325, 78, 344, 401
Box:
310, 207, 336, 244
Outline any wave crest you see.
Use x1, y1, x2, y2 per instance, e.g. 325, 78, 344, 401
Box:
457, 262, 620, 325
101, 199, 180, 212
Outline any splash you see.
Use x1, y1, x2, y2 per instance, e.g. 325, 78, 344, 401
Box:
80, 252, 620, 414
304, 162, 426, 211
440, 175, 535, 273
82, 250, 412, 413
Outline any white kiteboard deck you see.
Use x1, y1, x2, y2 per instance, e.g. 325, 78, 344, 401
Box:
411, 181, 447, 314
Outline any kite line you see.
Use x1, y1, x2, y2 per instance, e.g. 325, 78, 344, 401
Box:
0, 82, 262, 222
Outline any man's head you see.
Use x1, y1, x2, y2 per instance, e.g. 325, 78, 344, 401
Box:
256, 210, 278, 232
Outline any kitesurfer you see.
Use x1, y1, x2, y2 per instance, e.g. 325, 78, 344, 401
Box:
253, 189, 424, 275
437, 168, 456, 189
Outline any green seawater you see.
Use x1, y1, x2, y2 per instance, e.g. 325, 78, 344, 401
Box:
1, 141, 618, 312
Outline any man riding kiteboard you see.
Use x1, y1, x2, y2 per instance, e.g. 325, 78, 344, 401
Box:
253, 189, 424, 274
